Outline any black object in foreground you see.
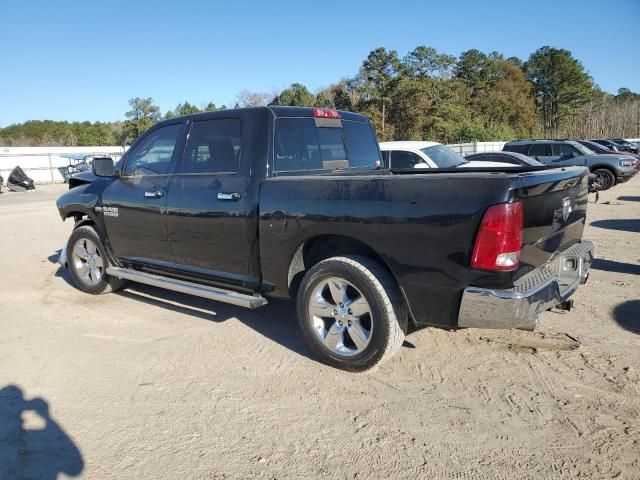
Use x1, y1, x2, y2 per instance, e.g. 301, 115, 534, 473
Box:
7, 166, 36, 192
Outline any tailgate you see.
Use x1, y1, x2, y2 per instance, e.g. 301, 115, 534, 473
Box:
517, 166, 589, 271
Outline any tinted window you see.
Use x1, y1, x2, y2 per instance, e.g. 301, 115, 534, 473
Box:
275, 118, 347, 173
273, 118, 380, 174
342, 121, 381, 168
124, 124, 182, 176
503, 143, 528, 154
552, 143, 579, 157
391, 150, 424, 169
528, 143, 550, 157
182, 119, 241, 174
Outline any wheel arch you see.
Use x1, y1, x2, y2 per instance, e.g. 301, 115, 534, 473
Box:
589, 164, 617, 175
286, 234, 401, 296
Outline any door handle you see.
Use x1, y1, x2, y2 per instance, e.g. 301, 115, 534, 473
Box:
217, 192, 241, 201
144, 191, 164, 199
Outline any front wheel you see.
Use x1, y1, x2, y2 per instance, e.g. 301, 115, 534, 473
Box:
592, 168, 616, 190
297, 255, 408, 371
67, 225, 125, 294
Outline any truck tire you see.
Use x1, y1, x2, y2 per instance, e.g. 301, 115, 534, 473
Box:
67, 225, 125, 295
592, 168, 616, 190
297, 255, 408, 371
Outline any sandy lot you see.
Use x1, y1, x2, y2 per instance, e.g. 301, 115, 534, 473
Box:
0, 176, 638, 479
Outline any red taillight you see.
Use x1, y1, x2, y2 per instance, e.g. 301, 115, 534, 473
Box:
471, 201, 523, 271
313, 108, 341, 119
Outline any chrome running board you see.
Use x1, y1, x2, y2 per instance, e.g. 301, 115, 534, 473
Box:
106, 267, 268, 309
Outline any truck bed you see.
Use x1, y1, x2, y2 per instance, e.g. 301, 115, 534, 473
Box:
258, 166, 589, 327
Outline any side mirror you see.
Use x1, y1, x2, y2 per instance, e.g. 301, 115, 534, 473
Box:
92, 157, 115, 177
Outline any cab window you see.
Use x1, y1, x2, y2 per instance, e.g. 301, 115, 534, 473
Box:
274, 118, 380, 174
124, 124, 182, 176
181, 119, 241, 174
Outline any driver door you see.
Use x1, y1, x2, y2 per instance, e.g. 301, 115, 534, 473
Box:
101, 122, 185, 264
550, 143, 586, 167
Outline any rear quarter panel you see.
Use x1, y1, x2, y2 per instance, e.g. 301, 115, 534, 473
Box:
258, 172, 522, 327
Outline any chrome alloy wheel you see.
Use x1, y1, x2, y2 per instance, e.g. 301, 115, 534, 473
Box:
308, 277, 373, 357
71, 238, 104, 286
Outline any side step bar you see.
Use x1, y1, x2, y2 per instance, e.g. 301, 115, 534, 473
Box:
106, 267, 268, 309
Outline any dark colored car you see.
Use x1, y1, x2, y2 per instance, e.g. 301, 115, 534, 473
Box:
465, 151, 544, 166
591, 139, 637, 155
608, 138, 640, 154
504, 139, 637, 190
56, 107, 594, 371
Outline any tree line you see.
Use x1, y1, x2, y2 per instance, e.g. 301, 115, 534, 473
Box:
1, 45, 638, 146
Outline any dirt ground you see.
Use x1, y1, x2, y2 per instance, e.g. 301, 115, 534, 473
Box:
0, 176, 638, 480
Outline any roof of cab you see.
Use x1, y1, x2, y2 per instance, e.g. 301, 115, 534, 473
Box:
155, 106, 370, 126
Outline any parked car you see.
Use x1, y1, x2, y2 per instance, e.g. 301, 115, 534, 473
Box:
576, 140, 640, 169
591, 139, 628, 153
503, 139, 637, 190
608, 139, 640, 154
465, 151, 544, 167
56, 107, 594, 371
379, 141, 515, 169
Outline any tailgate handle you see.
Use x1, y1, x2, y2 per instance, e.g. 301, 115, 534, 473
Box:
218, 192, 241, 201
144, 191, 164, 199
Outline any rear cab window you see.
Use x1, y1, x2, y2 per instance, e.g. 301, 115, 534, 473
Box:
273, 117, 381, 175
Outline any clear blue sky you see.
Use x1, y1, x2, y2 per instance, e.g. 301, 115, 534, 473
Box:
1, 0, 639, 127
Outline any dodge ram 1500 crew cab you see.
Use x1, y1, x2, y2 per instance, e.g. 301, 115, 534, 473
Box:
57, 106, 594, 371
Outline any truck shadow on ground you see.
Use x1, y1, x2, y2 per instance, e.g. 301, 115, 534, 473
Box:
49, 250, 418, 363
617, 195, 640, 202
591, 258, 640, 276
47, 250, 453, 361
590, 218, 640, 233
117, 283, 319, 363
613, 300, 640, 334
0, 385, 83, 480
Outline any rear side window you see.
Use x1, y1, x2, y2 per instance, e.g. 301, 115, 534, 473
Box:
504, 143, 528, 154
552, 143, 579, 157
274, 118, 379, 174
182, 119, 241, 174
528, 143, 550, 157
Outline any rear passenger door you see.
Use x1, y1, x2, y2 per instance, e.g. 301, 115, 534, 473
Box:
165, 115, 256, 286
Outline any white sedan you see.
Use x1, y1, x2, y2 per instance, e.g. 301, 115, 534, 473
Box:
379, 141, 515, 169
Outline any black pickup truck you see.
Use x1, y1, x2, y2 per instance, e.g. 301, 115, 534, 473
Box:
56, 107, 594, 371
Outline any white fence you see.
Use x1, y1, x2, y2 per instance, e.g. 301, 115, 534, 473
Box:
0, 146, 125, 183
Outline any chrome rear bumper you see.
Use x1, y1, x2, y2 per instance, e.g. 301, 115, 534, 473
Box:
458, 241, 594, 330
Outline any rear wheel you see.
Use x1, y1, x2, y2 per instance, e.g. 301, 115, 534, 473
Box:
592, 168, 616, 190
297, 255, 408, 371
67, 225, 125, 294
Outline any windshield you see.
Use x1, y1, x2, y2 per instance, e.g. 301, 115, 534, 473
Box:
420, 144, 468, 168
572, 142, 595, 156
